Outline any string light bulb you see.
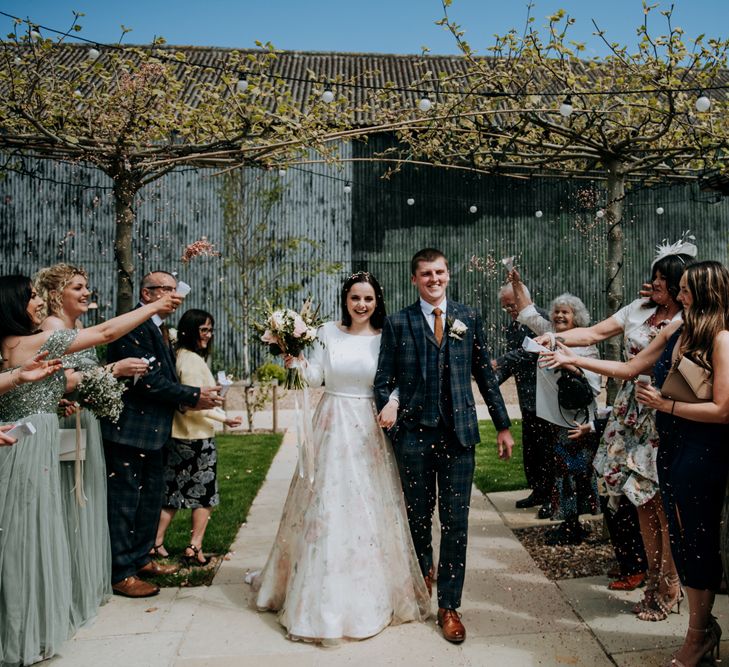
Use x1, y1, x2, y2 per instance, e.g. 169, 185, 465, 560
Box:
343, 182, 352, 194
87, 47, 100, 61
596, 209, 605, 218
469, 205, 478, 214
656, 206, 665, 215
278, 168, 287, 177
418, 96, 432, 112
13, 56, 21, 66
321, 88, 335, 104
30, 30, 40, 42
406, 197, 415, 206
559, 95, 573, 117
236, 78, 249, 93
535, 210, 543, 218
695, 93, 711, 112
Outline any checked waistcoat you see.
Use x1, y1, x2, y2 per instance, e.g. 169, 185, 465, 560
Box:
420, 333, 454, 429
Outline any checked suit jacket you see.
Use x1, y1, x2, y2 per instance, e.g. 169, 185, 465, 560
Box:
100, 315, 200, 451
374, 300, 510, 447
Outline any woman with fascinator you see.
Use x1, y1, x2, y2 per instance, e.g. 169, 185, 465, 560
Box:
535, 233, 695, 621
541, 260, 729, 667
252, 272, 429, 644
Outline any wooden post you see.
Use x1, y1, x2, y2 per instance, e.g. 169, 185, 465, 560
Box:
272, 380, 279, 433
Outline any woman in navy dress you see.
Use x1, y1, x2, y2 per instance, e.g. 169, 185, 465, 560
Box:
541, 261, 729, 667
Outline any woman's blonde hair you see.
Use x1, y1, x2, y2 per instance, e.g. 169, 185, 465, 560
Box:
681, 261, 729, 370
34, 263, 89, 318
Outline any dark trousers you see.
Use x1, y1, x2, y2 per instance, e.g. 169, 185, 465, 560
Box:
601, 495, 646, 577
394, 422, 474, 610
104, 440, 165, 584
521, 410, 554, 502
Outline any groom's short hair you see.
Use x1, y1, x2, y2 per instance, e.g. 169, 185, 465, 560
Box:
411, 248, 448, 276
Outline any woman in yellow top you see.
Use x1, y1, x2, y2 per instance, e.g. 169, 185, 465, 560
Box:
153, 309, 242, 565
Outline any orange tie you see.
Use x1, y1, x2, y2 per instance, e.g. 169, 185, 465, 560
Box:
433, 307, 443, 345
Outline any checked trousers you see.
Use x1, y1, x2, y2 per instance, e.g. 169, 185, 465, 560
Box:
393, 422, 474, 610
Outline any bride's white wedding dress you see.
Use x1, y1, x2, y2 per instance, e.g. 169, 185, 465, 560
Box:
253, 321, 430, 642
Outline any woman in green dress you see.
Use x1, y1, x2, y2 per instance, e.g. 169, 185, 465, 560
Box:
0, 274, 179, 666
35, 264, 153, 629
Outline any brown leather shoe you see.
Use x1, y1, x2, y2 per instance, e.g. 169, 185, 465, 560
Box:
138, 560, 180, 577
424, 565, 435, 598
112, 575, 160, 598
437, 608, 466, 643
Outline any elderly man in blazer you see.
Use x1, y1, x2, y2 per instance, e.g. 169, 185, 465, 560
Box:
375, 248, 514, 644
101, 271, 222, 598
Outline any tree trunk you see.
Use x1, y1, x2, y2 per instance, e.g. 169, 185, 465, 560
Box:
112, 172, 141, 314
605, 160, 625, 404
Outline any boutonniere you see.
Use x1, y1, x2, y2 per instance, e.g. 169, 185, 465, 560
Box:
168, 327, 178, 343
447, 317, 468, 340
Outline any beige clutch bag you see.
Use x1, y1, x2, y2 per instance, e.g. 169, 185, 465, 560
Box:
661, 356, 713, 403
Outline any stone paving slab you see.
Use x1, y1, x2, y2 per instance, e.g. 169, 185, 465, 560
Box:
489, 488, 603, 529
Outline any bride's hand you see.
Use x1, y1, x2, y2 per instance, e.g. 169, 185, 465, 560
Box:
283, 354, 306, 369
377, 400, 398, 429
539, 342, 577, 369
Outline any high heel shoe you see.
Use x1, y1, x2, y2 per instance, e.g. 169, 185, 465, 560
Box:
150, 543, 167, 560
665, 623, 720, 666
633, 570, 659, 615
638, 574, 683, 622
182, 544, 210, 567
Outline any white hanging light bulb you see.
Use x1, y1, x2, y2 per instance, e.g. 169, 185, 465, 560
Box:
343, 182, 352, 194
695, 93, 711, 112
596, 209, 605, 218
656, 206, 665, 215
418, 96, 432, 112
469, 205, 478, 214
321, 88, 335, 104
406, 197, 415, 206
535, 210, 543, 218
13, 56, 21, 66
278, 168, 287, 177
87, 47, 100, 61
236, 78, 249, 93
559, 95, 573, 117
30, 30, 41, 42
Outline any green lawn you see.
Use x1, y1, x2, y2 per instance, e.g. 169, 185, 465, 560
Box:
153, 432, 282, 586
474, 419, 528, 494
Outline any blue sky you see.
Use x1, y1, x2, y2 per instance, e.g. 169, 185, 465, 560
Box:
2, 1, 726, 57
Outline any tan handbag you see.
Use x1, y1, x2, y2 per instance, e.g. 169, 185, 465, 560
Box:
661, 355, 713, 403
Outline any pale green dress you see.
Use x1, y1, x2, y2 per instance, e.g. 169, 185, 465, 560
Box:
60, 347, 112, 628
0, 330, 76, 666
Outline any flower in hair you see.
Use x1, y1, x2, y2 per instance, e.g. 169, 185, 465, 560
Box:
652, 230, 698, 268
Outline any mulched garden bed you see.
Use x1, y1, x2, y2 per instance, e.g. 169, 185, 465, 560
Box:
512, 520, 616, 581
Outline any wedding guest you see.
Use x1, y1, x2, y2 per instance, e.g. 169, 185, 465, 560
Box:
541, 261, 729, 667
153, 309, 242, 566
509, 268, 601, 545
35, 263, 152, 627
0, 274, 179, 666
493, 281, 554, 517
535, 241, 693, 614
100, 271, 223, 598
254, 272, 430, 643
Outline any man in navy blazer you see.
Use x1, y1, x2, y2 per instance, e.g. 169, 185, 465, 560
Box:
101, 271, 222, 597
375, 248, 513, 643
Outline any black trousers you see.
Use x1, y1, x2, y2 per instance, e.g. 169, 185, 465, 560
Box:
521, 410, 555, 502
601, 495, 646, 577
104, 440, 165, 583
393, 422, 474, 610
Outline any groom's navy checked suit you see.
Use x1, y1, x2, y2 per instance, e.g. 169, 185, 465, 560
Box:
375, 300, 510, 609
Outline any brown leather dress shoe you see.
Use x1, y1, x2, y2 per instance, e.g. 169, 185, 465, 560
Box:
138, 560, 180, 577
437, 608, 466, 643
424, 565, 435, 598
112, 575, 160, 598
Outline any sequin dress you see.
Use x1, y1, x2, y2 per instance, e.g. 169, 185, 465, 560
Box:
0, 330, 76, 665
253, 322, 430, 642
61, 347, 112, 628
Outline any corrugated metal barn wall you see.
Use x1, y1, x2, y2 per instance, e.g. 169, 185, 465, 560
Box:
1, 138, 727, 370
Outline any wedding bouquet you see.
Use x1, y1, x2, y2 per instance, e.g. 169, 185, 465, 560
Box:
78, 366, 127, 422
256, 299, 321, 390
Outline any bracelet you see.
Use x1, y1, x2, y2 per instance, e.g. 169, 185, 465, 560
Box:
546, 331, 556, 349
671, 400, 676, 415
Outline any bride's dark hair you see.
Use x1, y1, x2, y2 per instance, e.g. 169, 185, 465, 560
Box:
340, 271, 386, 330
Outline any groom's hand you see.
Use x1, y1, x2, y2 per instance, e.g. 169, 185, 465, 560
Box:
377, 399, 399, 429
496, 428, 514, 460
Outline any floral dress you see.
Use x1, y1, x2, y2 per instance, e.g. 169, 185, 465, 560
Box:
593, 298, 680, 507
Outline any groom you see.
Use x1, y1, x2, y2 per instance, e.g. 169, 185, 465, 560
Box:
375, 248, 514, 644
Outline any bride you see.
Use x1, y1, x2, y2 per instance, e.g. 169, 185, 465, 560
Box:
253, 271, 430, 643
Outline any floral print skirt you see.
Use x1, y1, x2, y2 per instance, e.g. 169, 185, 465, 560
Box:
593, 381, 660, 508
163, 437, 220, 509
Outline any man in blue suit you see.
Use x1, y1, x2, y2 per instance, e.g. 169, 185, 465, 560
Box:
101, 271, 222, 598
375, 248, 513, 644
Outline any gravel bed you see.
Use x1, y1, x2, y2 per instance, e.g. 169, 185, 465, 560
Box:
512, 521, 616, 581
